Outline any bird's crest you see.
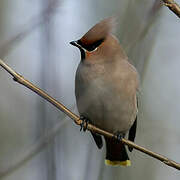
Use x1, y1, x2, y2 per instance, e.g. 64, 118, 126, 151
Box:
80, 17, 117, 47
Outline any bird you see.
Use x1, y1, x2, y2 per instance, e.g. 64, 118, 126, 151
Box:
70, 17, 139, 166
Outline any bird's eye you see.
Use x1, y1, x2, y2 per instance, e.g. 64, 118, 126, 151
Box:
90, 39, 104, 51
87, 45, 97, 51
77, 38, 105, 52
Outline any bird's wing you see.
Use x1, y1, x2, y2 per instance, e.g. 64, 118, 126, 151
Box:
128, 116, 137, 152
91, 132, 103, 149
128, 98, 138, 152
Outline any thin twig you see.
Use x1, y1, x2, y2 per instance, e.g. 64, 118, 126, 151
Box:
0, 59, 180, 171
162, 0, 180, 18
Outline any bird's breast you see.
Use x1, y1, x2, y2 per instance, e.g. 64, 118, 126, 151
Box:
75, 61, 138, 133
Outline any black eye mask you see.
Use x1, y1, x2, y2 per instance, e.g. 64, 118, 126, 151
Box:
78, 38, 105, 52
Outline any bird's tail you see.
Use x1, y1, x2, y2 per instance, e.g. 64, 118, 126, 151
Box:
104, 137, 131, 166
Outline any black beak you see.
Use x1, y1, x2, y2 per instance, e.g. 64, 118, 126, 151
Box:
70, 40, 85, 60
70, 41, 79, 47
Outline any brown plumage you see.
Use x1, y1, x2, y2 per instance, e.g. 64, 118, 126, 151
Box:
80, 17, 116, 46
70, 17, 139, 166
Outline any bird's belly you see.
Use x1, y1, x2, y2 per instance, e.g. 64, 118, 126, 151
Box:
96, 97, 136, 133
77, 81, 137, 134
102, 105, 136, 133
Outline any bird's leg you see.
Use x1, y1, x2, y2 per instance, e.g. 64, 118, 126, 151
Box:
114, 131, 124, 143
80, 115, 90, 132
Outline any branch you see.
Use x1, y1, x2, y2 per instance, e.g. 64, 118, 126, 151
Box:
0, 59, 180, 171
162, 0, 180, 18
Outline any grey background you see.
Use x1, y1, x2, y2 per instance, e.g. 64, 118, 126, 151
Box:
0, 0, 179, 179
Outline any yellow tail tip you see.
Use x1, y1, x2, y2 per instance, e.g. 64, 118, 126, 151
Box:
105, 159, 131, 167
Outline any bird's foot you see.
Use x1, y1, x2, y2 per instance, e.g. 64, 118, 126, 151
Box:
114, 131, 123, 143
80, 115, 90, 132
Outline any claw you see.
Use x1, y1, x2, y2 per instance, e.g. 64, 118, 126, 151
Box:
114, 131, 124, 143
80, 115, 90, 132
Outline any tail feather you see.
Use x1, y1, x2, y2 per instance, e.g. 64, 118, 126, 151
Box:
105, 159, 131, 166
104, 137, 131, 167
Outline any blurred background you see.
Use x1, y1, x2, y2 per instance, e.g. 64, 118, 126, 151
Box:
0, 0, 180, 179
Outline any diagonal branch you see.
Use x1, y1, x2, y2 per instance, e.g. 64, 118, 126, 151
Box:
162, 0, 180, 18
0, 59, 180, 171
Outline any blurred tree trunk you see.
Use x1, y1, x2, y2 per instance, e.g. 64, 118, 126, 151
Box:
40, 0, 57, 179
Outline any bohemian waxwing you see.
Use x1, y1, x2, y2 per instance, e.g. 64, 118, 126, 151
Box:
70, 17, 139, 166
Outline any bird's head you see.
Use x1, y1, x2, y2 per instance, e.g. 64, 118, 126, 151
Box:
70, 17, 122, 64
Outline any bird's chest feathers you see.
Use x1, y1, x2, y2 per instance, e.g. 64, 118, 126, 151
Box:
76, 63, 109, 102
80, 63, 106, 81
